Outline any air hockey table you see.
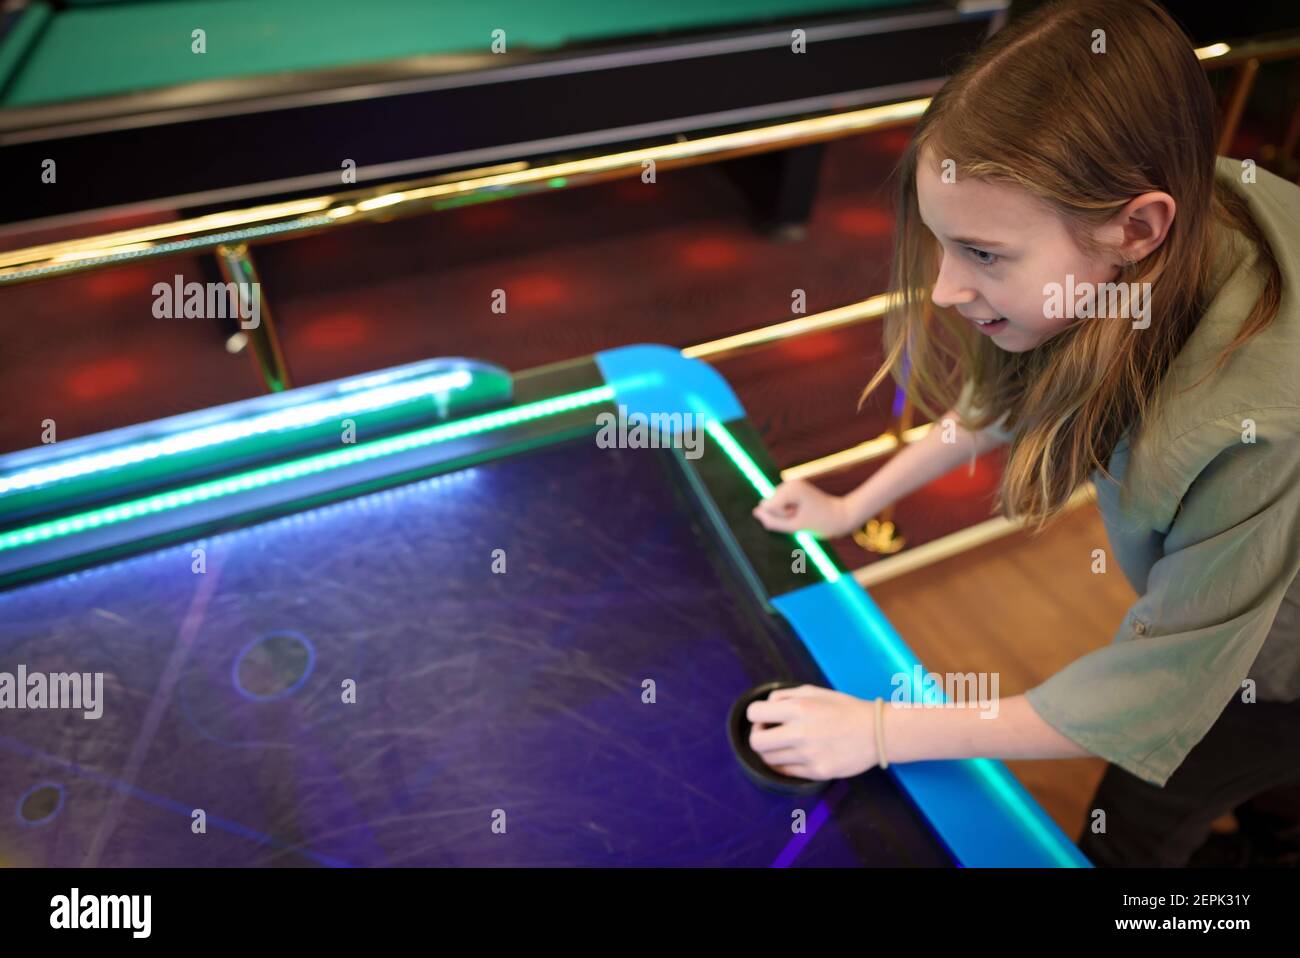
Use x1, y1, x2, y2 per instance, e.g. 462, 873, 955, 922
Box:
0, 345, 1088, 867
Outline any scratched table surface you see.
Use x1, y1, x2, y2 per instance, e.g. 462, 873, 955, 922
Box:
0, 439, 950, 866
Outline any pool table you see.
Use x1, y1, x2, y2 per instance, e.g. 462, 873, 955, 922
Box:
0, 0, 1006, 225
0, 344, 1086, 867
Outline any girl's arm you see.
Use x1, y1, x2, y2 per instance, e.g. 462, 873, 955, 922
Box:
754, 411, 1011, 536
756, 417, 1098, 768
881, 693, 1094, 762
748, 686, 1095, 781
853, 419, 1094, 762
842, 410, 1010, 527
857, 421, 1094, 763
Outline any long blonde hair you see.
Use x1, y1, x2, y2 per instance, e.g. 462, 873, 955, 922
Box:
862, 0, 1281, 531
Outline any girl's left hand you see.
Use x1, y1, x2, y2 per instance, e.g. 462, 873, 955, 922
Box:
747, 685, 880, 781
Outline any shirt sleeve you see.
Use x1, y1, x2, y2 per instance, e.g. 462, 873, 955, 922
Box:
1025, 408, 1300, 787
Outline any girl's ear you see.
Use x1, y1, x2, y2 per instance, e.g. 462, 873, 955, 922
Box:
1111, 191, 1177, 266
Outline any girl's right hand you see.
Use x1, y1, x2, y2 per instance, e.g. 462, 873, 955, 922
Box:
752, 479, 859, 538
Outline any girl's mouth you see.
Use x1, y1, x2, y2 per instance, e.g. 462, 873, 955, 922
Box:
973, 317, 1009, 335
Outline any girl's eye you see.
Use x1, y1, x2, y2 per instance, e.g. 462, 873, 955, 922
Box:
966, 246, 999, 267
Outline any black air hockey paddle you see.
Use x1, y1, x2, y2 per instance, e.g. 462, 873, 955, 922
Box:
728, 681, 829, 795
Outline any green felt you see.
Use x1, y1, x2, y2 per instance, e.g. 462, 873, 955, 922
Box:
0, 0, 913, 107
0, 1, 52, 103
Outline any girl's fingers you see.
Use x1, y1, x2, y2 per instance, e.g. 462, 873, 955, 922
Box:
752, 500, 796, 521
757, 747, 804, 766
754, 482, 806, 519
772, 764, 816, 780
765, 481, 805, 507
752, 501, 805, 533
752, 510, 803, 533
749, 722, 801, 752
746, 697, 802, 725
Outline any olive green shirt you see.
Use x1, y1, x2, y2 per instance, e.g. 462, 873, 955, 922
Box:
974, 158, 1300, 787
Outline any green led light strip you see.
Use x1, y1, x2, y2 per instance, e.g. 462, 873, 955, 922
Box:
703, 419, 841, 583
0, 385, 614, 554
970, 756, 1082, 868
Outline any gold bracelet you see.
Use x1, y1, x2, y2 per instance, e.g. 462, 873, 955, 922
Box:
874, 696, 889, 769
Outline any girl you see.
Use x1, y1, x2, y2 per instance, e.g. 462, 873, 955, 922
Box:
750, 0, 1300, 867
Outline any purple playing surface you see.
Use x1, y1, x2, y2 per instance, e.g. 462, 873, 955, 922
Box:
0, 439, 949, 866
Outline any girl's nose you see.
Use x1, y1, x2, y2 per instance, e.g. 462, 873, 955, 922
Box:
930, 254, 976, 310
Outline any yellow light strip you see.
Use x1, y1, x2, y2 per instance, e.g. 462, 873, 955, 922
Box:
0, 100, 929, 283
1194, 34, 1300, 67
3, 198, 336, 268
780, 423, 933, 482
682, 293, 900, 360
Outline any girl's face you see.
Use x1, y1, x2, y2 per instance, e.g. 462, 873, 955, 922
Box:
915, 144, 1124, 353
